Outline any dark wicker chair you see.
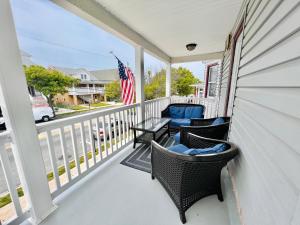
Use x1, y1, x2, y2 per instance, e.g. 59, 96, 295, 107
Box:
178, 117, 231, 144
151, 133, 238, 224
161, 103, 205, 131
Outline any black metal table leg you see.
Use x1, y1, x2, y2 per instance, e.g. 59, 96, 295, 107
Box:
133, 129, 137, 148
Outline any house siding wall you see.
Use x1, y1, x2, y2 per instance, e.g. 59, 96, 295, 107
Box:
225, 0, 300, 225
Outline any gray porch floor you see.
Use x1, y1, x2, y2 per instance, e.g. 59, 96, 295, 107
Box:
25, 144, 230, 225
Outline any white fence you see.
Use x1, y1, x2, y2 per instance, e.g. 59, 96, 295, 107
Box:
0, 95, 219, 224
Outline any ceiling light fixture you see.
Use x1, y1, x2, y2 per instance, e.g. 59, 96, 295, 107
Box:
186, 43, 197, 51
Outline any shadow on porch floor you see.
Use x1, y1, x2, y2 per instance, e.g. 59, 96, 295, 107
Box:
23, 144, 230, 225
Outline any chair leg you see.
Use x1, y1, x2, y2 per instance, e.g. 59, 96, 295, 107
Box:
179, 211, 186, 224
151, 174, 155, 180
217, 191, 224, 202
217, 175, 224, 201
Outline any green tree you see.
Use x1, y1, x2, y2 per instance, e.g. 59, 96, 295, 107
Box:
144, 67, 199, 100
144, 69, 166, 100
24, 65, 79, 114
173, 67, 198, 96
105, 81, 121, 101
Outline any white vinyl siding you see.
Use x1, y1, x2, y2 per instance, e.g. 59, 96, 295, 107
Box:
226, 0, 300, 225
218, 51, 231, 116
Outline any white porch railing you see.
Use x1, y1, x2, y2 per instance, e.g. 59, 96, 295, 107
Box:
68, 87, 104, 95
36, 103, 140, 198
0, 96, 219, 224
144, 97, 170, 120
0, 132, 30, 225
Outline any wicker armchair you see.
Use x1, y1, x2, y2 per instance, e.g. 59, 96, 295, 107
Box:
151, 133, 238, 223
178, 117, 231, 144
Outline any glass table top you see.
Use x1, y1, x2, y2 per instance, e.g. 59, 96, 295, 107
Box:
131, 117, 170, 132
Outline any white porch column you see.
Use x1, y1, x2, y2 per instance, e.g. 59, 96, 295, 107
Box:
135, 46, 145, 122
0, 0, 55, 224
166, 63, 172, 103
166, 63, 171, 98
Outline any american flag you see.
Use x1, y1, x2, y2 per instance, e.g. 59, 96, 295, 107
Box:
116, 57, 135, 105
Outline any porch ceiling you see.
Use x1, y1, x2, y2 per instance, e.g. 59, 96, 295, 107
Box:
95, 0, 243, 58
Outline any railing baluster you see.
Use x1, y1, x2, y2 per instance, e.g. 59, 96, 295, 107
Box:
88, 119, 96, 166
107, 114, 113, 154
101, 116, 108, 157
70, 124, 81, 176
111, 113, 118, 152
128, 108, 133, 140
121, 110, 126, 145
95, 117, 103, 161
80, 121, 89, 170
59, 127, 71, 183
125, 109, 129, 143
46, 130, 61, 190
0, 139, 23, 217
117, 111, 122, 147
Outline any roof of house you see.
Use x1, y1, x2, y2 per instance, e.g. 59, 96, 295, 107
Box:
89, 69, 119, 82
51, 66, 118, 84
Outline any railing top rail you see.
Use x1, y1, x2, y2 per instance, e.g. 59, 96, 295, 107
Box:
145, 96, 170, 104
37, 103, 140, 132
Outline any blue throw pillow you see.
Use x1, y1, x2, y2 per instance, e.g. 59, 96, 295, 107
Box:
174, 132, 180, 144
170, 119, 191, 127
212, 117, 225, 126
184, 106, 203, 119
169, 106, 185, 118
184, 107, 193, 119
168, 144, 189, 154
183, 143, 227, 155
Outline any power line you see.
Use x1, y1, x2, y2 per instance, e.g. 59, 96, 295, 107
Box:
18, 32, 133, 67
18, 32, 114, 58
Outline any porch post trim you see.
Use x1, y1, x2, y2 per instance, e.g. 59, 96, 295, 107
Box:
166, 63, 171, 98
135, 46, 145, 122
0, 0, 55, 223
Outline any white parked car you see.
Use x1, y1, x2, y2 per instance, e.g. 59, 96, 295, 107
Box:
0, 106, 54, 130
32, 106, 54, 122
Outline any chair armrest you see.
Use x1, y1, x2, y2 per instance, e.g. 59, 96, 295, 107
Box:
180, 123, 230, 144
190, 118, 215, 126
161, 107, 169, 118
183, 133, 239, 161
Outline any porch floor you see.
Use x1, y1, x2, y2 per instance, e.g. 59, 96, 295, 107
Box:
26, 144, 230, 225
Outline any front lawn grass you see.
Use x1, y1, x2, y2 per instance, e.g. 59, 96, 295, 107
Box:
90, 102, 110, 107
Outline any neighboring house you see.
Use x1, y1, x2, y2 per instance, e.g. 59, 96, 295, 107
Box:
51, 67, 118, 105
191, 83, 204, 98
203, 60, 222, 98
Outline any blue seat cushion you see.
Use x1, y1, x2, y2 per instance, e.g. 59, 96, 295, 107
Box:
169, 106, 185, 118
170, 119, 191, 127
174, 132, 180, 144
168, 144, 189, 154
184, 106, 204, 119
184, 143, 227, 156
212, 117, 225, 126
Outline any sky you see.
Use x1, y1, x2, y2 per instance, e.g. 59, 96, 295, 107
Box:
10, 0, 205, 80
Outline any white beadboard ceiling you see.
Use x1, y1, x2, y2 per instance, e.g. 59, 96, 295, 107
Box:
95, 0, 243, 58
